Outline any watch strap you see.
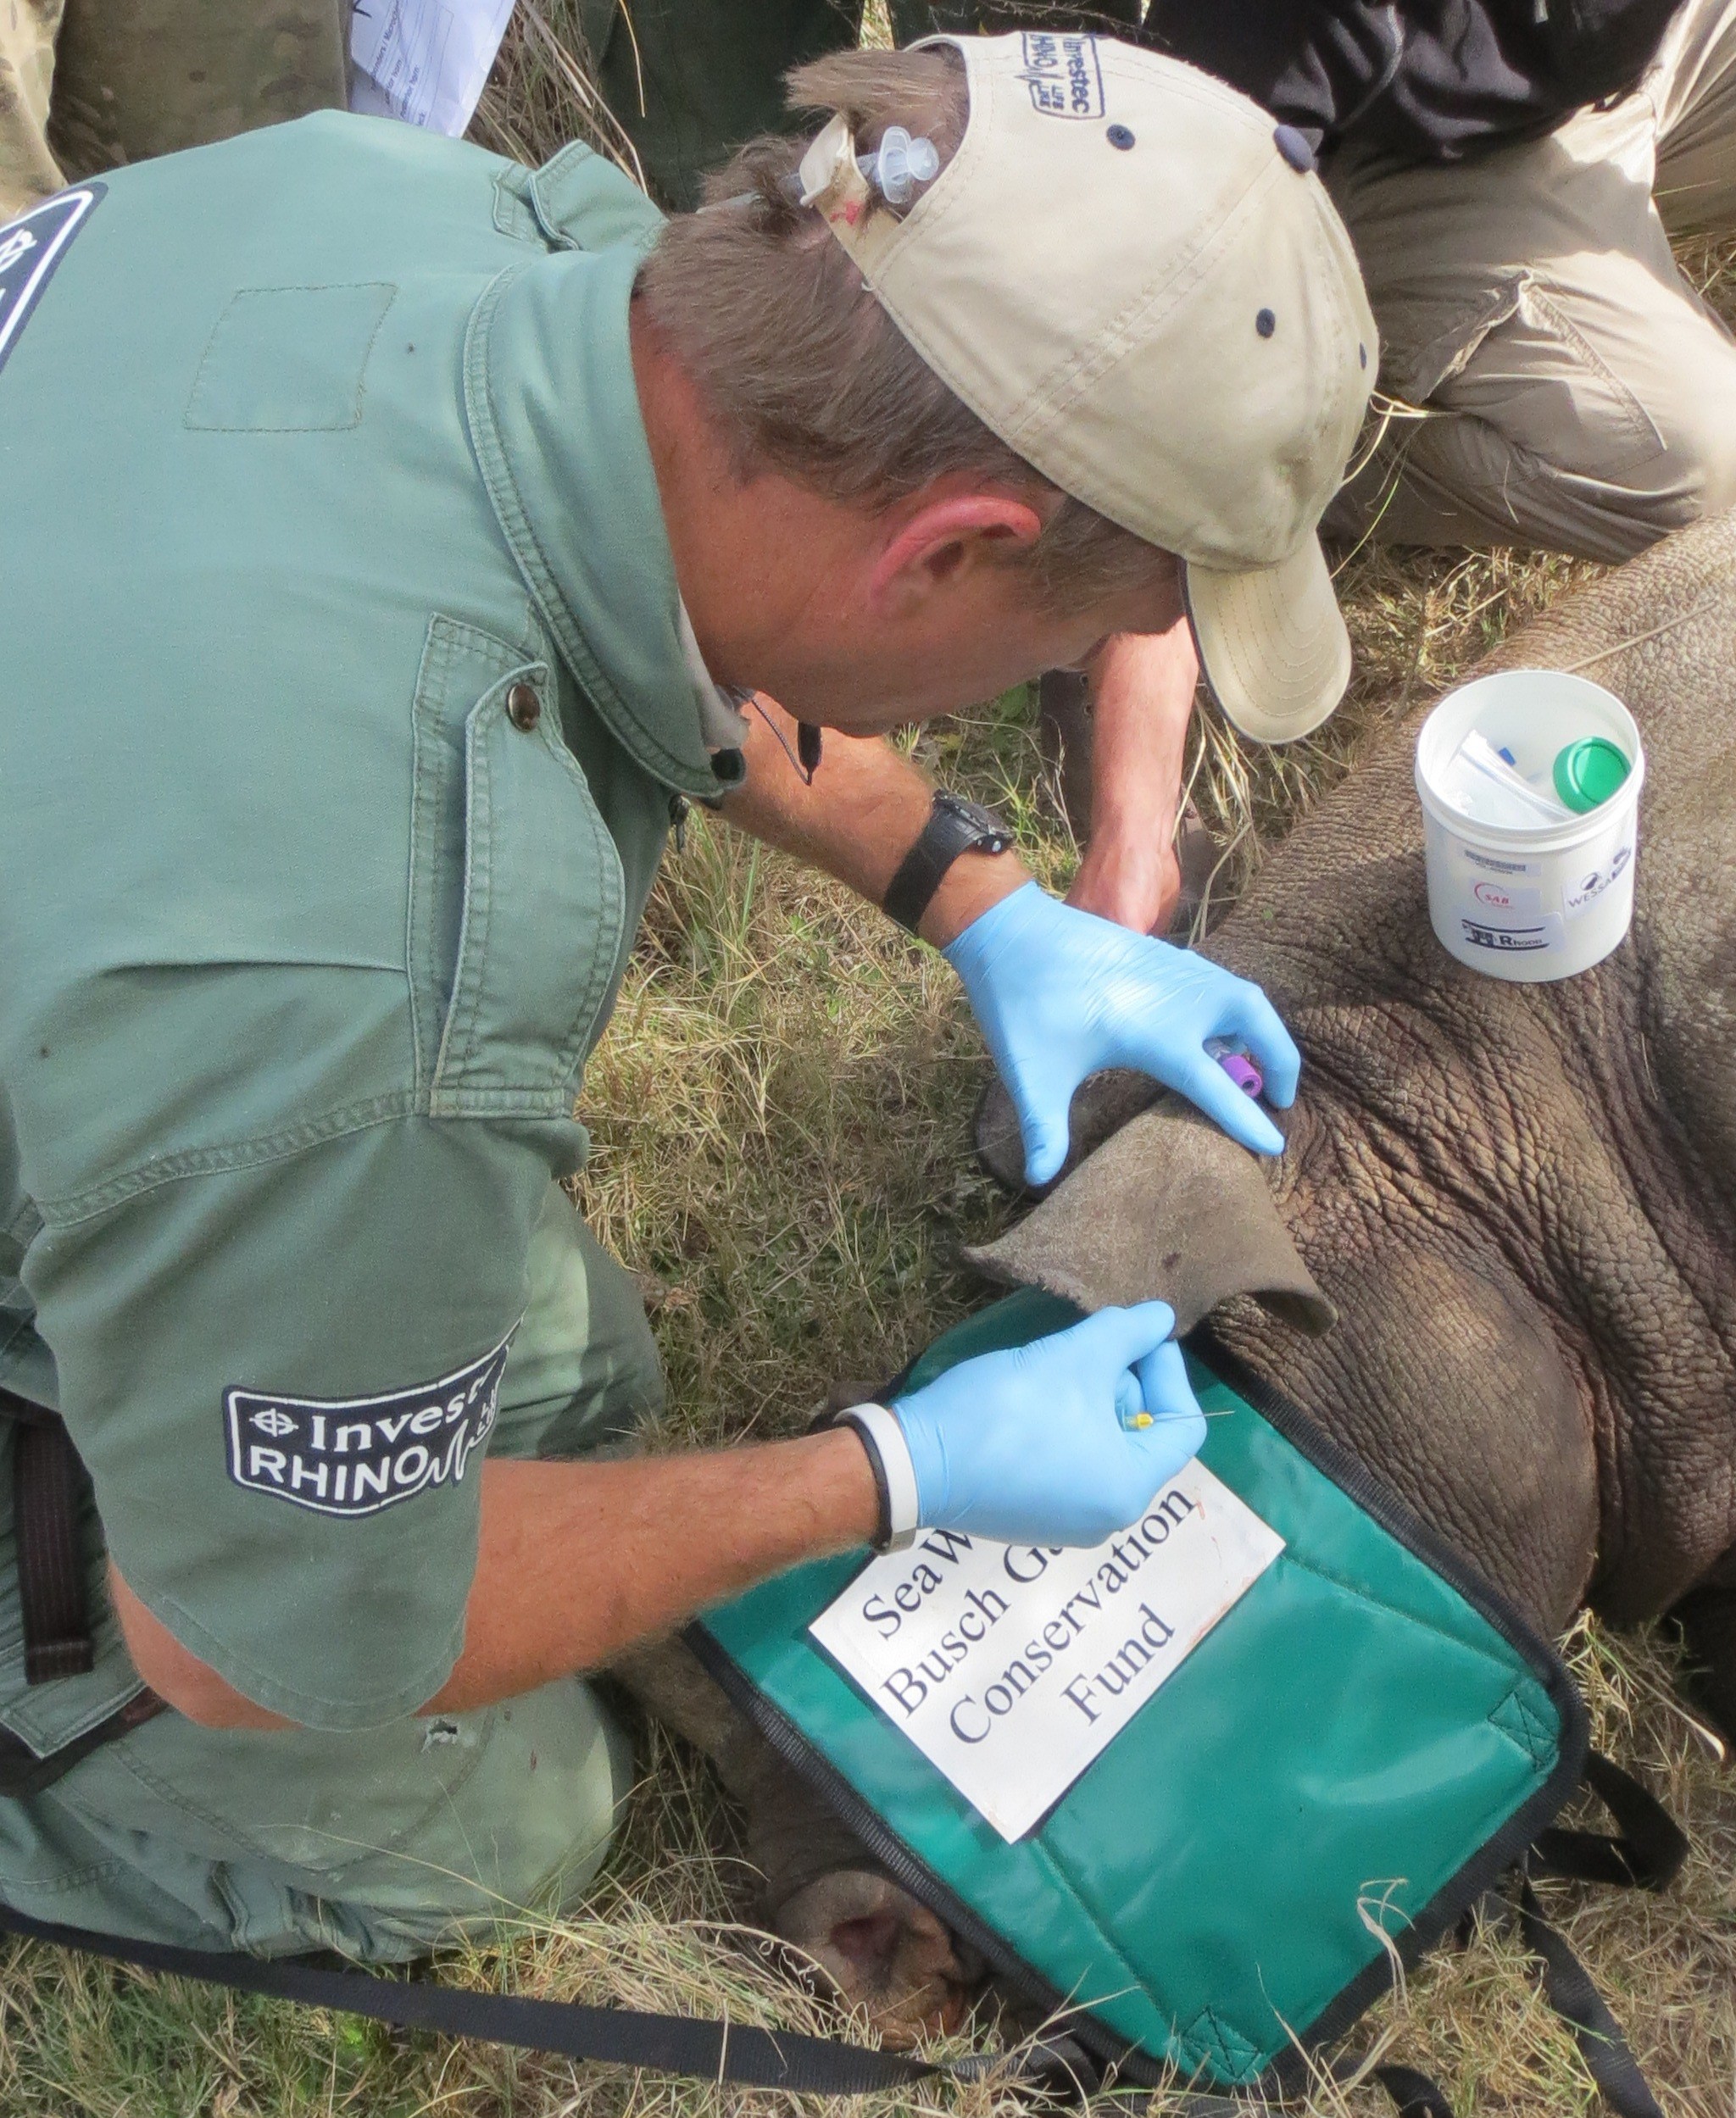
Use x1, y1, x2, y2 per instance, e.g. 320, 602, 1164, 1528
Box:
837, 1404, 920, 1552
884, 794, 1010, 935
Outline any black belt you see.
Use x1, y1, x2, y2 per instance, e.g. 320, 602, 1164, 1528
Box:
0, 1385, 164, 1793
0, 1385, 95, 1684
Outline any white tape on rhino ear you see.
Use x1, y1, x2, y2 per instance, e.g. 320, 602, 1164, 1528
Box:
796, 111, 871, 227
787, 112, 940, 223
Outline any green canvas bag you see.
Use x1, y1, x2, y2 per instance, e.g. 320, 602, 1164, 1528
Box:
0, 1288, 1684, 2105
693, 1286, 1684, 2104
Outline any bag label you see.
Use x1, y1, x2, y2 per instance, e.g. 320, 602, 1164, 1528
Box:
1459, 912, 1565, 953
1471, 876, 1543, 917
1564, 836, 1633, 920
809, 1460, 1283, 1841
1461, 846, 1541, 876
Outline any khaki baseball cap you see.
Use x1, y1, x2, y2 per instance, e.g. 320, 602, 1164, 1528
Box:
799, 31, 1377, 742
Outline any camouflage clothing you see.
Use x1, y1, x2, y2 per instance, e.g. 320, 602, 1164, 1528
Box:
1, 0, 349, 220
0, 0, 64, 214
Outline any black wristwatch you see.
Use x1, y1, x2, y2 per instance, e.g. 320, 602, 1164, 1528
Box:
883, 792, 1012, 935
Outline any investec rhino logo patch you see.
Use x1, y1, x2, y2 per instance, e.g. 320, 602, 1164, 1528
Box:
0, 184, 104, 381
1017, 32, 1104, 120
225, 1332, 514, 1518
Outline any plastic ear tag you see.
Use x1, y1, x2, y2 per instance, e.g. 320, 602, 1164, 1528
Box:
798, 111, 872, 230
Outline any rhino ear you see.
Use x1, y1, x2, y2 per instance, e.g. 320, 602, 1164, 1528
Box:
975, 1069, 1161, 1196
963, 1098, 1335, 1337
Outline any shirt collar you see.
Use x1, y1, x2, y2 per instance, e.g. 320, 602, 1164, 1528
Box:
463, 245, 726, 799
676, 600, 751, 756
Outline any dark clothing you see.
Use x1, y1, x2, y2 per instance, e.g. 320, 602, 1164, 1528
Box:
576, 2, 1140, 208
1142, 0, 1686, 162
577, 0, 1686, 207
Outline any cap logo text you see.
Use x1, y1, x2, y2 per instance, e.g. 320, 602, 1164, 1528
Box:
1017, 33, 1104, 120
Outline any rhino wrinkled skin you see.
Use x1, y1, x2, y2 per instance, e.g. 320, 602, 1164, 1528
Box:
1194, 507, 1736, 1662
620, 510, 1736, 2038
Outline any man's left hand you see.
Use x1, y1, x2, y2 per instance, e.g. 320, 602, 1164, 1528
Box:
1066, 621, 1199, 936
943, 881, 1299, 1185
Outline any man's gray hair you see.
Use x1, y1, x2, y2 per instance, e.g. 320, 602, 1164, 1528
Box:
639, 47, 1167, 610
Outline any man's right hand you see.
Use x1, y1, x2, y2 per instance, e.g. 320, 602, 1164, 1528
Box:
889, 1303, 1206, 1548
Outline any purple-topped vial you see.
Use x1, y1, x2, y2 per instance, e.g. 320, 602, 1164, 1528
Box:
1206, 1038, 1264, 1098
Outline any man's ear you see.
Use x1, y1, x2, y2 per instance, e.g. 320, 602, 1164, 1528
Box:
869, 493, 1046, 613
963, 1098, 1335, 1337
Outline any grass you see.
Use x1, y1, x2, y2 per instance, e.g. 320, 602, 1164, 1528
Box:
13, 683, 1736, 2118
6, 13, 1736, 2115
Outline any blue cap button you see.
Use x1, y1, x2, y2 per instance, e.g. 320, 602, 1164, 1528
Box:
1273, 124, 1316, 172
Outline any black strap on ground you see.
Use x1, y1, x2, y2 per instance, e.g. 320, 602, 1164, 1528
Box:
0, 1866, 1675, 2110
1372, 2064, 1455, 2118
1531, 1749, 1689, 1893
1513, 1876, 1664, 2118
0, 1898, 951, 2094
0, 1389, 95, 1683
0, 1898, 1123, 2096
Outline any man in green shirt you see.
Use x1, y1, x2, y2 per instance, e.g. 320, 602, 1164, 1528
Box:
0, 32, 1372, 1954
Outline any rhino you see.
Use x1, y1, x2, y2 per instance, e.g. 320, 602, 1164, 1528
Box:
616, 507, 1736, 2042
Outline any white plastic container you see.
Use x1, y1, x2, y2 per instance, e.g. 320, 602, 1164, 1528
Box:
1414, 670, 1644, 982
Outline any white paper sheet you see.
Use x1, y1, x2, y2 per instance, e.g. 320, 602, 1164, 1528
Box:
809, 1461, 1284, 1842
349, 0, 516, 136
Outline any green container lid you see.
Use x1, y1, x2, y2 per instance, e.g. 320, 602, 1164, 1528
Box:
1552, 737, 1630, 813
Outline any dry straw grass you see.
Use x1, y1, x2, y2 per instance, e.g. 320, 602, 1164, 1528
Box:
4, 14, 1733, 2115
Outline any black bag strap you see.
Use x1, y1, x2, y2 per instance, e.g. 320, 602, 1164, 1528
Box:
0, 1381, 1687, 2108
1372, 2065, 1455, 2118
0, 1779, 1682, 2109
1505, 1748, 1679, 2118
1354, 1749, 1683, 2118
1513, 1876, 1663, 2118
0, 1388, 95, 1684
0, 1898, 954, 2093
0, 1898, 1129, 2097
1531, 1749, 1689, 1892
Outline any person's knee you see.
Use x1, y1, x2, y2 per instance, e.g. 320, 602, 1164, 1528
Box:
492, 1187, 667, 1459
1359, 349, 1736, 563
1639, 383, 1736, 528
1552, 380, 1736, 557
1509, 309, 1736, 551
320, 1678, 634, 1959
1374, 265, 1736, 559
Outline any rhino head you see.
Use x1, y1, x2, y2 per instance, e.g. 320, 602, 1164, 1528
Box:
971, 505, 1736, 1717
622, 510, 1736, 2043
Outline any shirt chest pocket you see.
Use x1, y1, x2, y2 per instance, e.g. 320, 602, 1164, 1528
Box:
407, 616, 626, 1119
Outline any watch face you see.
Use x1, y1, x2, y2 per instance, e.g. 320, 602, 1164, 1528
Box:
938, 792, 1007, 842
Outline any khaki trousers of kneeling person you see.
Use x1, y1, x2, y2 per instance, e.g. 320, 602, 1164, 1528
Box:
1325, 0, 1736, 562
0, 1187, 663, 1961
1, 0, 348, 221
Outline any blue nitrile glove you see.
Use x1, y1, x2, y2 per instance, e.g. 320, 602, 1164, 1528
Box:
943, 882, 1300, 1185
888, 1302, 1207, 1547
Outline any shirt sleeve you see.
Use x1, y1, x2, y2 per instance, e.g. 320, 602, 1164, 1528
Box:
27, 1113, 558, 1729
